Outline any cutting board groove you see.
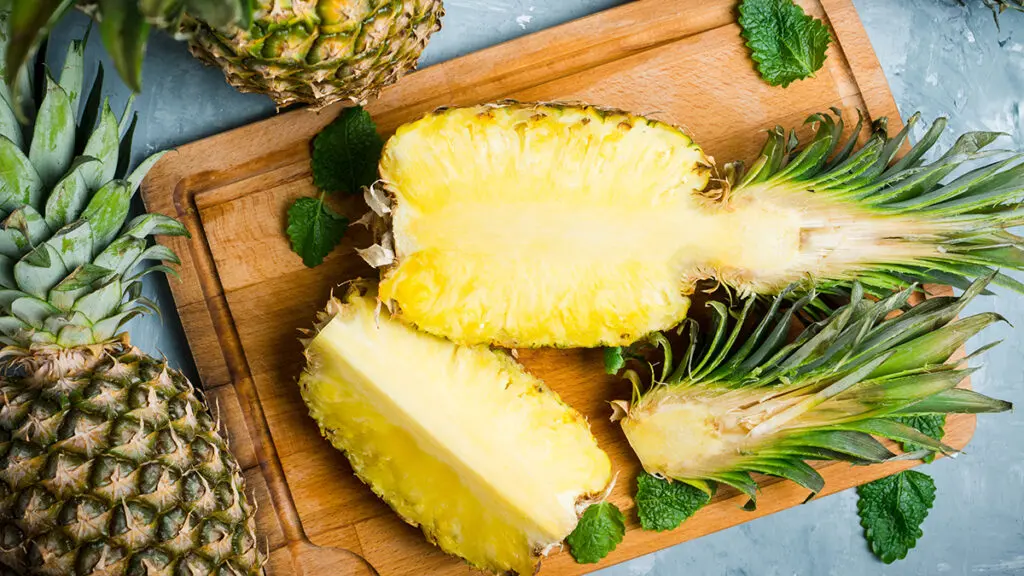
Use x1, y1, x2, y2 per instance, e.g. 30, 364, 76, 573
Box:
141, 1, 975, 574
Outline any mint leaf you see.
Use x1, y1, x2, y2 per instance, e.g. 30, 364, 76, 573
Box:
312, 105, 384, 194
604, 347, 626, 374
857, 470, 936, 564
287, 196, 348, 267
635, 473, 711, 532
738, 0, 832, 87
893, 415, 946, 463
566, 502, 625, 564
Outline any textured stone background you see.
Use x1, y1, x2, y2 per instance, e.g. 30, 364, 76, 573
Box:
48, 1, 1024, 574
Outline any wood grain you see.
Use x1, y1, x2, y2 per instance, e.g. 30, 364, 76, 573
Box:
139, 1, 973, 574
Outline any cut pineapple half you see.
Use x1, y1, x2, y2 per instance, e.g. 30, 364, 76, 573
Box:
368, 102, 1024, 348
616, 275, 1012, 500
298, 281, 612, 575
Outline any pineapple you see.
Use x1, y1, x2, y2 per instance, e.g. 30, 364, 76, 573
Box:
365, 102, 1024, 348
614, 276, 1012, 499
0, 30, 261, 575
298, 281, 612, 575
3, 0, 251, 94
184, 0, 445, 108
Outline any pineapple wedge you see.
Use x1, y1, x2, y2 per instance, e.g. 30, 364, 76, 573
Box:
298, 281, 612, 575
368, 102, 1024, 348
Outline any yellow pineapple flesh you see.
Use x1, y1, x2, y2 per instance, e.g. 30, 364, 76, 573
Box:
298, 282, 612, 575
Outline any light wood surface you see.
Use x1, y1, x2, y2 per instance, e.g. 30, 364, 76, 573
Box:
141, 0, 975, 573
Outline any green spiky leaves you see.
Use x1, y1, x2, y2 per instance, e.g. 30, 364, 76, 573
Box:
617, 275, 1011, 505
727, 109, 1024, 297
1, 0, 253, 101
0, 30, 186, 347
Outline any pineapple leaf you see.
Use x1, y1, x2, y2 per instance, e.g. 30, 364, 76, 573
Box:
29, 74, 75, 190
80, 180, 131, 253
738, 0, 832, 87
566, 502, 625, 564
57, 38, 84, 114
43, 156, 97, 230
3, 0, 74, 108
635, 473, 711, 532
857, 470, 936, 564
287, 195, 348, 267
81, 101, 120, 190
97, 0, 151, 93
0, 134, 41, 211
893, 388, 1011, 415
312, 105, 383, 195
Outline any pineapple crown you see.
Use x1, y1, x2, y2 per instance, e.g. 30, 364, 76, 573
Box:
725, 109, 1024, 297
1, 0, 252, 97
0, 28, 188, 349
616, 275, 1011, 501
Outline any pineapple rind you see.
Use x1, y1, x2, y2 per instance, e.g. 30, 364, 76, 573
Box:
299, 282, 612, 575
0, 338, 262, 575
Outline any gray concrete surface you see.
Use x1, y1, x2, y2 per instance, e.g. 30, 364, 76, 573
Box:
47, 1, 1024, 574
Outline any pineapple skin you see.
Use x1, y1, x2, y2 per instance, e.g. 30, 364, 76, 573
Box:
299, 282, 612, 575
184, 0, 445, 108
0, 337, 261, 575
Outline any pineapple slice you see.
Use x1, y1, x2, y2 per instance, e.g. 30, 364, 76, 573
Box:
616, 276, 1012, 499
369, 102, 1024, 348
298, 281, 612, 575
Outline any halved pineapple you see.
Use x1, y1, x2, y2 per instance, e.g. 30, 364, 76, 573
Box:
298, 281, 612, 575
367, 102, 1024, 348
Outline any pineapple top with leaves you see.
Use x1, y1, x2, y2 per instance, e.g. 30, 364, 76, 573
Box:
613, 276, 1012, 503
0, 21, 182, 347
0, 21, 262, 576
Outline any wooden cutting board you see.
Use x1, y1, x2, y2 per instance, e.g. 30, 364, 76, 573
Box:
140, 0, 976, 574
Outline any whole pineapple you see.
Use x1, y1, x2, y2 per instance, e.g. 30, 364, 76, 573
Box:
0, 28, 261, 575
184, 0, 445, 108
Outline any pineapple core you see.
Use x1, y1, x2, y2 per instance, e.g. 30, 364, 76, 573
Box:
619, 387, 758, 480
299, 285, 612, 575
377, 103, 941, 348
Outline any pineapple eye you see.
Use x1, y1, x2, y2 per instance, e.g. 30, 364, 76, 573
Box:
126, 549, 174, 576
308, 34, 359, 65
317, 0, 369, 34
262, 27, 316, 63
